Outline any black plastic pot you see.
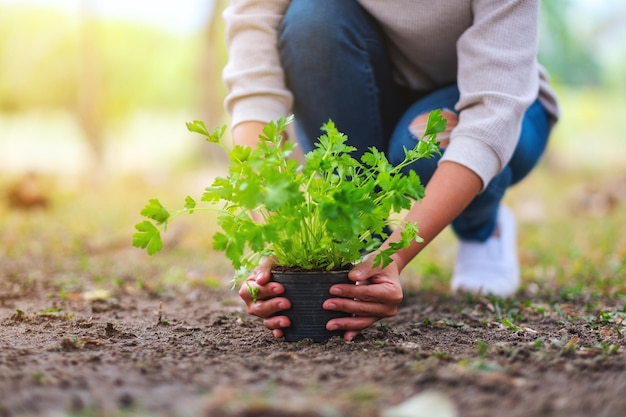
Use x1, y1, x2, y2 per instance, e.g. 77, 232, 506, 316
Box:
271, 269, 352, 342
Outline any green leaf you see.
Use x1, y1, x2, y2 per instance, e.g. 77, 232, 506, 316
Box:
417, 135, 441, 158
212, 231, 230, 251
361, 147, 392, 173
230, 145, 252, 164
423, 109, 447, 137
502, 317, 521, 332
319, 185, 373, 241
371, 222, 420, 268
373, 248, 394, 269
133, 221, 163, 255
400, 222, 421, 243
186, 120, 226, 143
260, 116, 293, 145
184, 196, 196, 213
403, 171, 426, 200
247, 284, 260, 304
202, 178, 232, 203
140, 199, 170, 224
213, 230, 244, 269
276, 115, 295, 133
186, 119, 208, 135
262, 173, 302, 211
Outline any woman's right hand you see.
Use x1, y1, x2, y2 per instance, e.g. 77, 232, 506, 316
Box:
238, 257, 291, 338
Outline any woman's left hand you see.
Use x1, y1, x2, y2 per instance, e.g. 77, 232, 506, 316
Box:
323, 254, 403, 341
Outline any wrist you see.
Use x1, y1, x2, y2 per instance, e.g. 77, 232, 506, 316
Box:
232, 121, 268, 148
389, 251, 410, 273
232, 120, 289, 148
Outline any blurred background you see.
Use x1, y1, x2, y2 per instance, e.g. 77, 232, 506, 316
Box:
1, 0, 625, 187
0, 0, 625, 251
0, 0, 622, 312
0, 0, 228, 189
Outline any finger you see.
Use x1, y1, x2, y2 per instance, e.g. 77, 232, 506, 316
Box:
343, 330, 360, 342
324, 297, 398, 318
248, 256, 277, 285
250, 266, 272, 285
329, 282, 402, 304
263, 315, 290, 331
238, 280, 284, 303
348, 257, 380, 282
272, 329, 284, 339
327, 316, 377, 333
247, 297, 291, 318
258, 256, 276, 268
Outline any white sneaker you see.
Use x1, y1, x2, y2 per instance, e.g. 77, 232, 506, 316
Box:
451, 205, 520, 297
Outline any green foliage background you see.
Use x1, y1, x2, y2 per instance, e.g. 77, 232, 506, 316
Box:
1, 3, 625, 116
0, 6, 201, 119
0, 1, 624, 175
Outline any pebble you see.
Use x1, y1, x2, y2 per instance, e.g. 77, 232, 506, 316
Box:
381, 390, 458, 417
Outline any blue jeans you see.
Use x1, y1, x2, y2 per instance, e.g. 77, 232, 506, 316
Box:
278, 0, 551, 242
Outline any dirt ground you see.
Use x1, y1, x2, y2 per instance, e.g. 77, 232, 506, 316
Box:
1, 251, 625, 417
1, 171, 625, 417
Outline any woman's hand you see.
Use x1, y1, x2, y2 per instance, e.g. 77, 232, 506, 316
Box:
323, 254, 403, 342
238, 257, 291, 338
321, 161, 484, 342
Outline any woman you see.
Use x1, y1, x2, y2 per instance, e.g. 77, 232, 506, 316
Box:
222, 0, 560, 341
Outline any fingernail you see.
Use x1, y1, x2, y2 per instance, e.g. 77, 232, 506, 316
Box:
330, 287, 342, 296
277, 301, 286, 310
326, 302, 337, 310
328, 323, 338, 331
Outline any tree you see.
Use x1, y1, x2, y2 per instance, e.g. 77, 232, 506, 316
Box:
78, 0, 105, 167
197, 0, 229, 164
539, 1, 626, 87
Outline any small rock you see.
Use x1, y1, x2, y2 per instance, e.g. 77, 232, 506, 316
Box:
381, 390, 458, 417
82, 289, 111, 302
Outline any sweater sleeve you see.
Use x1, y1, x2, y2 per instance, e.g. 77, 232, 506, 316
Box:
222, 0, 292, 128
440, 0, 540, 190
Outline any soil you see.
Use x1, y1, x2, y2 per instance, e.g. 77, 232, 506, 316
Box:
1, 247, 625, 417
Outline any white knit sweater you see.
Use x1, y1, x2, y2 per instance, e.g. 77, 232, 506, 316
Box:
222, 0, 560, 188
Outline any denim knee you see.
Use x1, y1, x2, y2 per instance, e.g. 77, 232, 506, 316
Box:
388, 86, 460, 183
279, 0, 366, 67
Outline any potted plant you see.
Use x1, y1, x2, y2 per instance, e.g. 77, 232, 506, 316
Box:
133, 112, 445, 342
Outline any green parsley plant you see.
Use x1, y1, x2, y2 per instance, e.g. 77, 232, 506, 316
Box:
133, 111, 445, 284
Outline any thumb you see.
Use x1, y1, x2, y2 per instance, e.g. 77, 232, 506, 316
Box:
349, 255, 378, 282
252, 256, 275, 285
